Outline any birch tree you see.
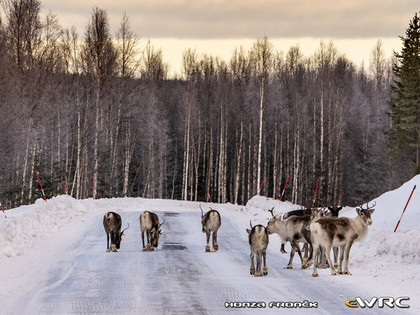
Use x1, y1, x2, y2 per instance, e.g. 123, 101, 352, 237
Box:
84, 7, 116, 198
249, 37, 273, 195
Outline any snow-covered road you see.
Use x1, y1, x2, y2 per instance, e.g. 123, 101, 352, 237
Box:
1, 204, 408, 314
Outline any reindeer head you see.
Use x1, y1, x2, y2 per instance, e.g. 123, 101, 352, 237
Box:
328, 205, 343, 217
114, 223, 129, 249
356, 201, 375, 226
150, 221, 164, 248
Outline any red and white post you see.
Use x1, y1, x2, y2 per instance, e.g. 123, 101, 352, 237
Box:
35, 170, 47, 202
312, 178, 320, 207
0, 202, 7, 218
394, 185, 416, 232
206, 186, 212, 203
62, 180, 68, 194
280, 176, 290, 201
338, 191, 344, 205
258, 178, 266, 196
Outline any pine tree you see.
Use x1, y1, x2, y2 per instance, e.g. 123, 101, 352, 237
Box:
389, 12, 420, 173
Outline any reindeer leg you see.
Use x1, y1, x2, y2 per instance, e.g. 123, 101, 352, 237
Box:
312, 244, 320, 277
343, 241, 354, 275
141, 231, 146, 251
250, 251, 255, 275
338, 245, 345, 274
146, 231, 152, 251
212, 230, 218, 252
255, 251, 263, 277
324, 243, 336, 276
263, 249, 268, 276
303, 242, 314, 269
205, 231, 211, 252
285, 244, 295, 269
106, 233, 110, 252
110, 231, 118, 252
280, 243, 287, 254
303, 242, 309, 263
294, 242, 305, 269
319, 246, 328, 269
292, 241, 304, 268
333, 247, 339, 269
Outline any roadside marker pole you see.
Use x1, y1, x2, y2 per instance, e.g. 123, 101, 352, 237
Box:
394, 185, 416, 232
338, 191, 344, 205
0, 202, 7, 218
313, 178, 319, 206
62, 181, 68, 194
206, 186, 212, 203
258, 178, 266, 195
35, 170, 47, 202
280, 176, 290, 201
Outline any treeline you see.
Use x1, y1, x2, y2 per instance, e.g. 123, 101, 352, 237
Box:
0, 1, 408, 208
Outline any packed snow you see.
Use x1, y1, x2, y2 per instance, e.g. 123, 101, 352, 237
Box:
0, 175, 419, 313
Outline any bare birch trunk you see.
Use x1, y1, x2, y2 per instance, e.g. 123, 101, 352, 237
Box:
93, 75, 100, 199
111, 78, 124, 196
28, 139, 37, 201
247, 123, 252, 201
182, 108, 191, 201
234, 121, 243, 204
256, 78, 264, 194
171, 138, 178, 200
194, 116, 201, 201
71, 100, 81, 198
218, 100, 224, 202
206, 127, 213, 202
319, 87, 325, 199
20, 118, 32, 203
122, 116, 132, 197
273, 121, 278, 198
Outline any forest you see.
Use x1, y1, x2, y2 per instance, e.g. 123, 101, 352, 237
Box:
0, 0, 414, 209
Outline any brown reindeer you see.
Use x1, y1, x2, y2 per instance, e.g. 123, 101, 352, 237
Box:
200, 205, 221, 252
247, 221, 269, 277
307, 202, 375, 277
140, 211, 164, 251
103, 212, 129, 252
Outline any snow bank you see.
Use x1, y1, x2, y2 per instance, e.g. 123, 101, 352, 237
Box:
0, 195, 88, 257
1, 175, 420, 268
242, 176, 420, 273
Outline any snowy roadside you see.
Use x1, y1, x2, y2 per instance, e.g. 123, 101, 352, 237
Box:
0, 175, 419, 312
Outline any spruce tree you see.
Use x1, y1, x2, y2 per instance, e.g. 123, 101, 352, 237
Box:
389, 12, 420, 173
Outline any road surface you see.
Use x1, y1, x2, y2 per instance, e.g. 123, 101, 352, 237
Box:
1, 210, 401, 314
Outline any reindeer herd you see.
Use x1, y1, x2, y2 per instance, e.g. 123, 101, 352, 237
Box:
102, 201, 375, 278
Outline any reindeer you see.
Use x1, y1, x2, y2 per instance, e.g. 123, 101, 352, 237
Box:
103, 212, 129, 252
280, 206, 326, 257
307, 202, 375, 277
200, 205, 221, 252
328, 205, 343, 217
140, 211, 164, 251
327, 205, 343, 268
247, 221, 269, 277
282, 208, 313, 220
267, 209, 326, 269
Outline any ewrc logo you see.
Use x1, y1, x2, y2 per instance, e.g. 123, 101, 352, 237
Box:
346, 296, 410, 308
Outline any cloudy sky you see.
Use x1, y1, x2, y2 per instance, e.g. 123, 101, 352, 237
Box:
40, 0, 418, 74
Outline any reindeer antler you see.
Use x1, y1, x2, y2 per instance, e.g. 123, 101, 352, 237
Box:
249, 220, 253, 229
359, 200, 376, 210
268, 207, 275, 217
122, 223, 129, 233
199, 204, 204, 217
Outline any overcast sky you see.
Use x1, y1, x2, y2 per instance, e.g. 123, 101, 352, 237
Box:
39, 0, 419, 74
